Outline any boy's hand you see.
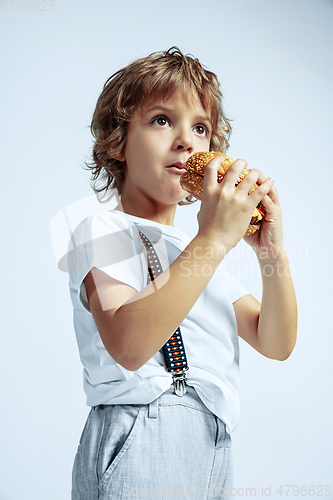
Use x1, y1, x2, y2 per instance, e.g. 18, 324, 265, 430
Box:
243, 172, 284, 260
197, 157, 275, 254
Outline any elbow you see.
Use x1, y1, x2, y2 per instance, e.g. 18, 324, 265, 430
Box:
275, 351, 293, 362
118, 356, 144, 372
266, 323, 298, 361
91, 307, 149, 372
107, 345, 145, 372
264, 349, 293, 362
100, 329, 146, 372
274, 338, 297, 362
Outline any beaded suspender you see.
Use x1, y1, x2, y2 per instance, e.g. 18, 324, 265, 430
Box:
138, 230, 189, 397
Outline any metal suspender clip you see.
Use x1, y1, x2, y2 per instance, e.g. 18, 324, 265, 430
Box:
171, 367, 189, 397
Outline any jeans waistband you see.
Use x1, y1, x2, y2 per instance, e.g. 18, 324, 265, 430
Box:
93, 385, 213, 418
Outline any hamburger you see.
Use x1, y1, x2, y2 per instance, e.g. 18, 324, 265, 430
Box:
180, 151, 266, 236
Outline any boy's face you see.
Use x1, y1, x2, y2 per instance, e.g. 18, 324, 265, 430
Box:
119, 90, 212, 209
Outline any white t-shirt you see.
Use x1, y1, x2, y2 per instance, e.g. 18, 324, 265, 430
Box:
68, 209, 249, 434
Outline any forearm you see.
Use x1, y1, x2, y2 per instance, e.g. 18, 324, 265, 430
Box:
256, 249, 297, 360
110, 234, 227, 370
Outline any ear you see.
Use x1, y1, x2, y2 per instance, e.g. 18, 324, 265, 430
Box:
107, 148, 126, 162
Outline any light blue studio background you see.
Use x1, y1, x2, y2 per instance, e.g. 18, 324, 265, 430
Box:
1, 0, 332, 498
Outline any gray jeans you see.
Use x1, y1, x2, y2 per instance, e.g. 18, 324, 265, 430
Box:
72, 385, 233, 499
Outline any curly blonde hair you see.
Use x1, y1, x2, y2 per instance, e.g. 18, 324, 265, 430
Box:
84, 47, 232, 205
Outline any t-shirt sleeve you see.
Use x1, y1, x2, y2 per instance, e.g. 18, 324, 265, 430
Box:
67, 213, 145, 313
224, 269, 251, 303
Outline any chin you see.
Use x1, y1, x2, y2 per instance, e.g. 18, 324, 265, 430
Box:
161, 186, 187, 205
179, 186, 193, 202
174, 189, 189, 204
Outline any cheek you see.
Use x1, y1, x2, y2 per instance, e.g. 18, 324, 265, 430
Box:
127, 131, 152, 159
123, 140, 144, 170
203, 134, 212, 148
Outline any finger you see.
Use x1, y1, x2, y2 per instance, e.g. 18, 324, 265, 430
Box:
221, 159, 249, 187
260, 194, 283, 225
236, 168, 261, 194
250, 177, 275, 206
256, 172, 280, 205
256, 171, 268, 184
202, 156, 225, 192
265, 184, 279, 205
260, 193, 275, 213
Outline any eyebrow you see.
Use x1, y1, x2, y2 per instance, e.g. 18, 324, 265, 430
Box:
144, 104, 212, 127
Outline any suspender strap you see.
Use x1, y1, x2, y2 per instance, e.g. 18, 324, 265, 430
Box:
138, 230, 189, 397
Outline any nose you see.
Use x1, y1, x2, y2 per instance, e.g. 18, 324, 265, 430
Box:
173, 126, 193, 153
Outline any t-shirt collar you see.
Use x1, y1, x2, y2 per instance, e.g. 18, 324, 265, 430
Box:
110, 209, 189, 243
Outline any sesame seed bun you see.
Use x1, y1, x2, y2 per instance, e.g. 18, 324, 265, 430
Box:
180, 151, 265, 236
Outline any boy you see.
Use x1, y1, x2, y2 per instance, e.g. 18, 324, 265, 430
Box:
69, 47, 297, 498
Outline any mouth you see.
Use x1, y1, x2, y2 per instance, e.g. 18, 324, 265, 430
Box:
166, 162, 187, 174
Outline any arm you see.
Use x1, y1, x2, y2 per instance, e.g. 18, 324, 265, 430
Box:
85, 158, 275, 371
233, 174, 297, 360
84, 234, 228, 371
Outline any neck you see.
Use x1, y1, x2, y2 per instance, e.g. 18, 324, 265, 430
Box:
115, 195, 177, 227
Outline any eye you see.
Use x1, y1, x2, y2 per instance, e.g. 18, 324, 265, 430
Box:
193, 124, 209, 136
152, 115, 170, 127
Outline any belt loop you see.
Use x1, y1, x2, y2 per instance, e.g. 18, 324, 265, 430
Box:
148, 398, 158, 419
214, 415, 222, 449
214, 416, 229, 450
